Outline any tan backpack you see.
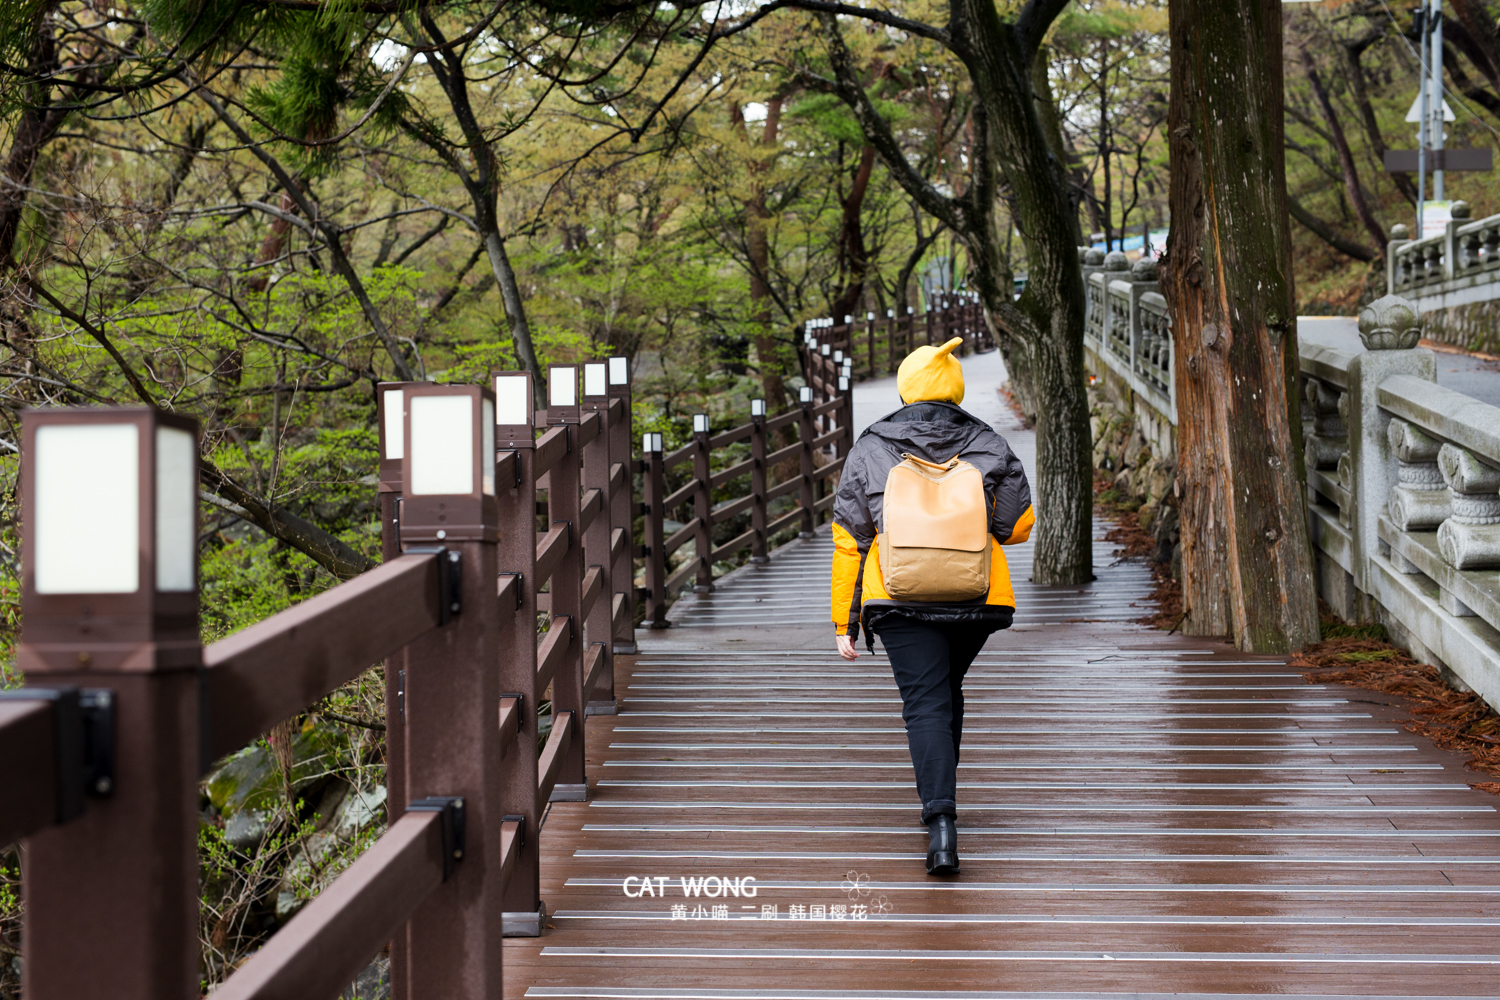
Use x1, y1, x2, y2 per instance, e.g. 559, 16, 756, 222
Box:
878, 453, 991, 601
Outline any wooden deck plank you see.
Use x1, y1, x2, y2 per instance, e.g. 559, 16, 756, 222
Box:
505, 526, 1500, 998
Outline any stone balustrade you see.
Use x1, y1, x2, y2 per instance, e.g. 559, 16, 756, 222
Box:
1081, 259, 1500, 711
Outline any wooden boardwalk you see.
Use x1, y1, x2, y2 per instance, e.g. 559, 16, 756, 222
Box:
504, 360, 1500, 998
505, 538, 1500, 997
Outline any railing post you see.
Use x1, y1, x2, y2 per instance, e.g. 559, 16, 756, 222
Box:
798, 386, 816, 537
18, 407, 203, 1000
1343, 296, 1436, 606
924, 305, 934, 347
493, 371, 545, 936
906, 306, 916, 355
543, 364, 588, 801
396, 383, 505, 996
376, 383, 413, 990
885, 309, 897, 373
750, 399, 769, 563
691, 413, 714, 592
640, 432, 670, 628
607, 357, 637, 655
865, 312, 876, 378
581, 362, 616, 712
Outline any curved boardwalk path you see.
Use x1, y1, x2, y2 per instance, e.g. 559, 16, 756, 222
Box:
505, 356, 1500, 998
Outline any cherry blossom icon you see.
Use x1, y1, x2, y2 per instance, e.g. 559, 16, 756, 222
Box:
841, 870, 872, 900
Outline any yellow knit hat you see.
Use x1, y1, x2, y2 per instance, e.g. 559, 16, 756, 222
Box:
896, 337, 966, 405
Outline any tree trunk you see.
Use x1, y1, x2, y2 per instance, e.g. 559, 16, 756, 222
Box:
1162, 0, 1318, 652
1300, 50, 1387, 253
829, 144, 877, 321
744, 97, 789, 411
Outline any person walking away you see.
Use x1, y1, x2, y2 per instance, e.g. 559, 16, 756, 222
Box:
830, 337, 1033, 875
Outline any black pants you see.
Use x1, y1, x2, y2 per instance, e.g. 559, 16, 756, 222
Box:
872, 616, 996, 823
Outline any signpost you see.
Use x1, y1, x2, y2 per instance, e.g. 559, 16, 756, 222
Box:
1381, 1, 1493, 233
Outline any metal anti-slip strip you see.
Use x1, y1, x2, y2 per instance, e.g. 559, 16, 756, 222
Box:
585, 801, 1493, 813
548, 910, 1500, 926
601, 762, 1446, 771
571, 849, 1500, 863
593, 779, 1469, 790
525, 989, 1500, 1000
606, 743, 1418, 753
561, 877, 1500, 893
610, 728, 1402, 735
537, 945, 1500, 965
579, 824, 1500, 838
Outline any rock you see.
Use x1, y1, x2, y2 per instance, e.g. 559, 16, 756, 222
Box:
275, 785, 388, 922
224, 809, 271, 851
205, 722, 352, 821
339, 955, 391, 1000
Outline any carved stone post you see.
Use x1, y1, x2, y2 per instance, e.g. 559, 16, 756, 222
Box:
1436, 444, 1500, 587
1344, 295, 1436, 607
1386, 419, 1450, 537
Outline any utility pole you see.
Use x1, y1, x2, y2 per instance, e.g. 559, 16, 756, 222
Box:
1417, 3, 1429, 235
1430, 0, 1445, 202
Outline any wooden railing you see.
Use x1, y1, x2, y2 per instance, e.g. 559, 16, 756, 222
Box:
0, 357, 853, 1000
800, 296, 994, 387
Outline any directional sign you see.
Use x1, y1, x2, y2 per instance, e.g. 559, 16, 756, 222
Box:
1384, 148, 1493, 172
1406, 93, 1456, 122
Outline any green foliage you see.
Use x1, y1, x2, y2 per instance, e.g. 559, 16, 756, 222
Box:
1322, 619, 1390, 642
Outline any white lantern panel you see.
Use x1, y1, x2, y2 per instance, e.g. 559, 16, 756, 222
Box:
609, 357, 628, 385
584, 363, 607, 397
409, 395, 474, 496
481, 399, 496, 496
493, 375, 530, 427
34, 423, 139, 594
550, 367, 577, 407
155, 426, 196, 592
382, 389, 404, 460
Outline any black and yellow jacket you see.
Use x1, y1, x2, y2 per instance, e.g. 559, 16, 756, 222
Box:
831, 402, 1034, 640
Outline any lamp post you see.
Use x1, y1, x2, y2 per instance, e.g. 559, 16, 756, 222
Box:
750, 399, 769, 563
798, 386, 816, 537
606, 357, 637, 655
581, 361, 616, 712
395, 383, 506, 994
542, 364, 587, 802
19, 406, 201, 1000
640, 432, 670, 628
490, 370, 546, 936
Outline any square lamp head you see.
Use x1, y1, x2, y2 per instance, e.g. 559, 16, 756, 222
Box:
546, 365, 580, 425
492, 371, 534, 450
642, 432, 663, 454
692, 414, 710, 435
751, 399, 766, 418
844, 315, 853, 324
820, 344, 831, 357
839, 376, 850, 393
608, 356, 631, 398
20, 406, 200, 674
799, 386, 814, 405
833, 350, 843, 364
377, 381, 423, 493
401, 384, 498, 545
583, 361, 608, 413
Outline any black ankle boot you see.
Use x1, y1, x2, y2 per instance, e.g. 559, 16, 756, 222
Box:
926, 814, 959, 875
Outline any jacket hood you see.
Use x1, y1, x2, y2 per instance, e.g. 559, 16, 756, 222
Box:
860, 402, 994, 463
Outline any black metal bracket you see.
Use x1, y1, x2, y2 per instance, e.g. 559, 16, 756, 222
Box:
553, 520, 573, 547
406, 546, 463, 623
408, 795, 466, 880
0, 686, 115, 822
500, 573, 524, 611
500, 692, 525, 729
396, 669, 407, 724
502, 813, 527, 848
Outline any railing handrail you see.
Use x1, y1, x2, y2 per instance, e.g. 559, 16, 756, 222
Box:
3, 360, 859, 1000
